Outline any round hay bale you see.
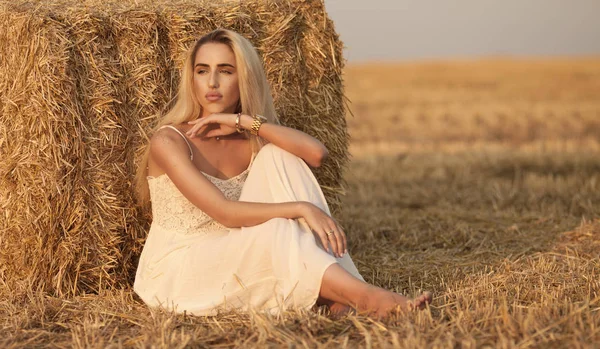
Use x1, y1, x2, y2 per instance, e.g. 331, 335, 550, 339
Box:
0, 0, 349, 296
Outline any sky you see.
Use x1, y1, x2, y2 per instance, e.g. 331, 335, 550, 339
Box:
324, 0, 600, 62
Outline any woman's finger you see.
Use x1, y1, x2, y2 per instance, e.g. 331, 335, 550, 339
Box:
314, 229, 330, 254
323, 217, 341, 257
187, 119, 205, 130
187, 119, 211, 137
327, 225, 343, 257
337, 223, 347, 254
323, 225, 336, 256
319, 223, 336, 257
186, 122, 202, 137
334, 227, 345, 258
330, 217, 347, 255
187, 125, 201, 137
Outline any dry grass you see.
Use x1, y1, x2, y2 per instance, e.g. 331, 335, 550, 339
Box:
2, 58, 600, 347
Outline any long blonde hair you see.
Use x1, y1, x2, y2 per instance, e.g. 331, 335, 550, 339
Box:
134, 29, 280, 208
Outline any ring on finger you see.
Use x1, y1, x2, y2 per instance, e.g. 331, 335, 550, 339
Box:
326, 230, 334, 237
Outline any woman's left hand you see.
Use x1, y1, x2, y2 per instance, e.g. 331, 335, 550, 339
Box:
186, 113, 239, 138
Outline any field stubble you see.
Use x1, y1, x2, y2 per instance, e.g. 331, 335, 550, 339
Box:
2, 59, 600, 347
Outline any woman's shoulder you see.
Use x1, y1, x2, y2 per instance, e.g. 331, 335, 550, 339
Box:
152, 123, 199, 144
150, 124, 194, 160
154, 123, 193, 135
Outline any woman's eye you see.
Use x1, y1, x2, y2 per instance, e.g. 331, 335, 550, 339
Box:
220, 70, 232, 75
196, 70, 207, 74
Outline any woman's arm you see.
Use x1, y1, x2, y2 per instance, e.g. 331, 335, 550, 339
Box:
239, 114, 328, 168
150, 129, 301, 227
150, 129, 346, 256
186, 113, 329, 168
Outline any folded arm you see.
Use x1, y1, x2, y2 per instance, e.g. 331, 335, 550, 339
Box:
150, 129, 302, 228
185, 113, 329, 168
150, 128, 346, 256
238, 114, 329, 168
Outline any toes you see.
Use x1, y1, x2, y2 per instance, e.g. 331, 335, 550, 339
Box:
423, 291, 433, 303
414, 292, 433, 310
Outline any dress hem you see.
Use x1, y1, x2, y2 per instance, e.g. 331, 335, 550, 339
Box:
304, 260, 339, 311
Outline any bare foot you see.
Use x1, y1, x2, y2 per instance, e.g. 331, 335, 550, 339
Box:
357, 287, 432, 319
313, 297, 355, 318
328, 301, 355, 318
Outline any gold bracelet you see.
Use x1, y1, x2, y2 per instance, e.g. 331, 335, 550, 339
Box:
250, 114, 267, 136
235, 113, 244, 133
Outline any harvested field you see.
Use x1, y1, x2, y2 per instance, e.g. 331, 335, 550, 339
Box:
2, 57, 600, 347
345, 58, 600, 155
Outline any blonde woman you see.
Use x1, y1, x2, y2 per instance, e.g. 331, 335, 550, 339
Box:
134, 29, 431, 318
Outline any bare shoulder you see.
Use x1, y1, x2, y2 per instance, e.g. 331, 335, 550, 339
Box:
149, 125, 192, 161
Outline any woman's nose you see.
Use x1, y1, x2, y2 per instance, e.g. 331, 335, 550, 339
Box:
209, 72, 219, 88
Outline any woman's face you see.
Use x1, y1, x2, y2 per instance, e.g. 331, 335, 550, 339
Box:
193, 42, 240, 118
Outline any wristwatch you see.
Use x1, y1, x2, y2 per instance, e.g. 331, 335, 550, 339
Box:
250, 114, 267, 136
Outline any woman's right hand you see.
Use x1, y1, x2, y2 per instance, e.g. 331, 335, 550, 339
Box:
299, 202, 347, 258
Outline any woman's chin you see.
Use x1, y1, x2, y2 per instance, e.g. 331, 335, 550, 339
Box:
200, 109, 220, 117
201, 105, 233, 116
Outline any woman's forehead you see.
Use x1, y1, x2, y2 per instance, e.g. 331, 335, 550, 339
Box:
195, 42, 235, 65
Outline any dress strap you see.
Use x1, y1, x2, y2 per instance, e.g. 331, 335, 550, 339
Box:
158, 125, 193, 161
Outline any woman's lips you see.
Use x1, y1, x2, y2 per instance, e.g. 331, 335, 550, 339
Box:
205, 92, 222, 101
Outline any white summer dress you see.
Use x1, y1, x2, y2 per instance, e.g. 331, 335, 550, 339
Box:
134, 125, 364, 315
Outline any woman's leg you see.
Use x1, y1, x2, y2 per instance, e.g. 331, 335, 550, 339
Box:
319, 264, 432, 318
242, 144, 431, 317
241, 143, 364, 283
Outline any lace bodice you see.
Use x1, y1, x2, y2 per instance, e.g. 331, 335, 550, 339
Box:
147, 170, 248, 235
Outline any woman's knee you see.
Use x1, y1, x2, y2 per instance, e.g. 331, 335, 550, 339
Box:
256, 143, 298, 164
257, 143, 281, 157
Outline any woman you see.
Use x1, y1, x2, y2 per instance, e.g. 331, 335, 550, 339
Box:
133, 29, 431, 318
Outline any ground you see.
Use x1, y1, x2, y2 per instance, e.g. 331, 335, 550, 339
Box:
2, 58, 599, 348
